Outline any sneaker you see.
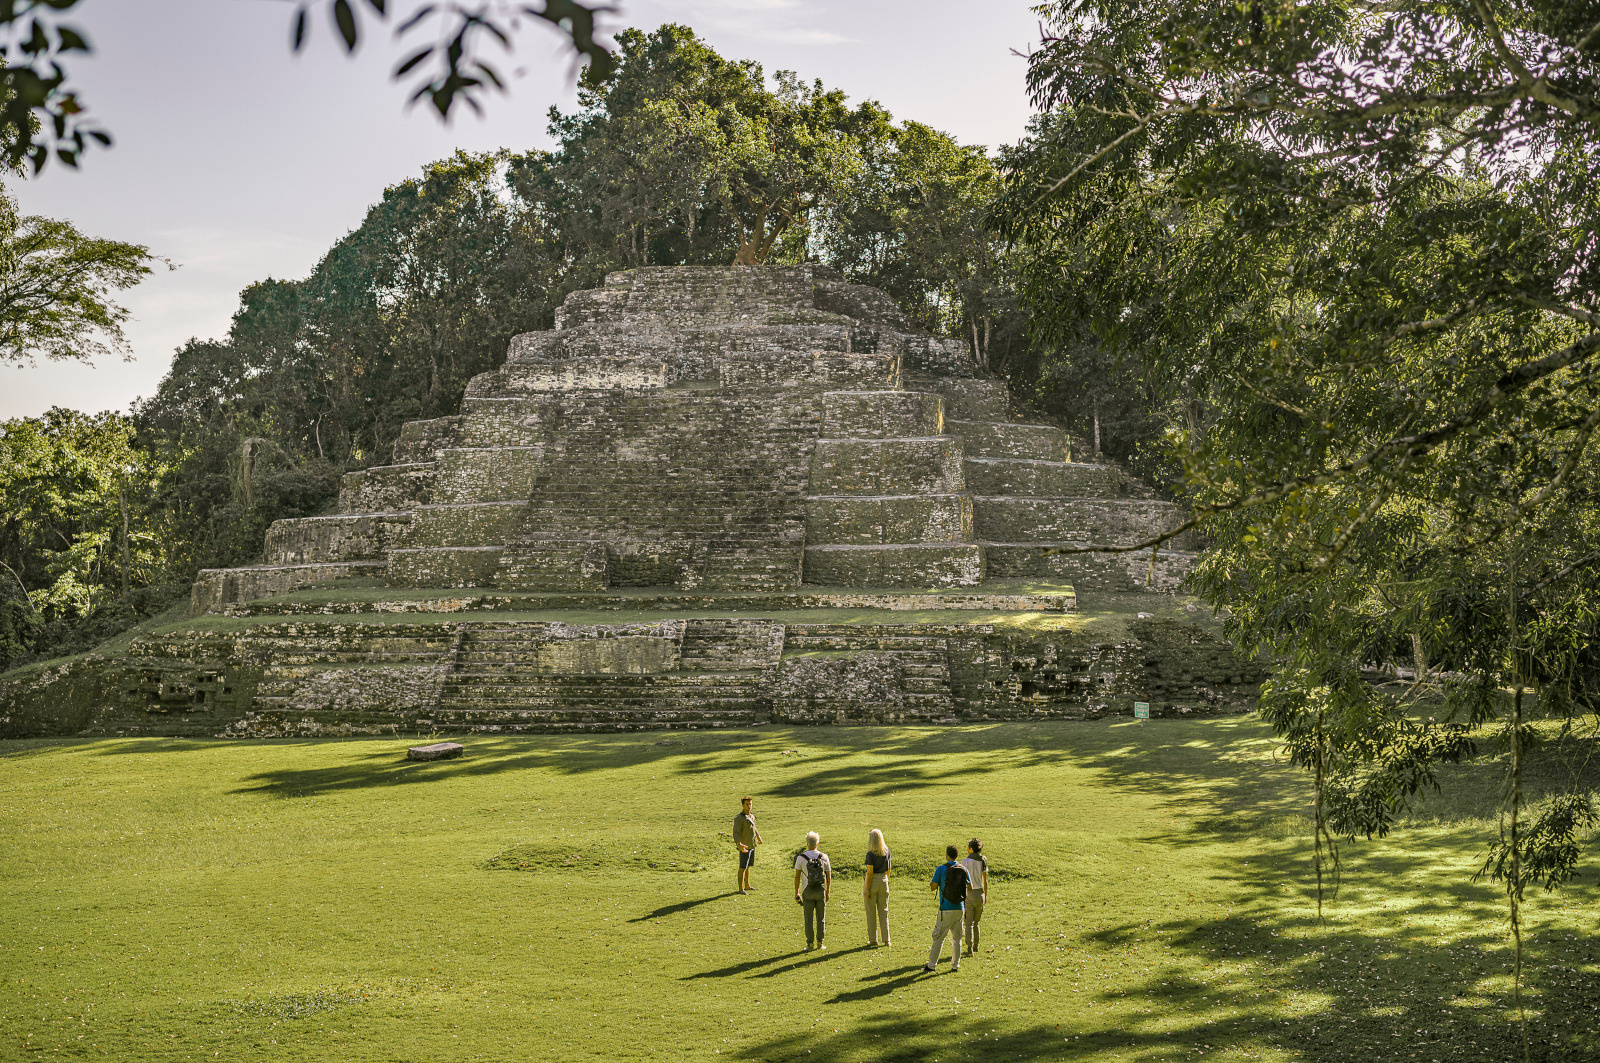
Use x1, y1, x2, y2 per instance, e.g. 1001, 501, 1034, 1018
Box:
923, 963, 937, 972
952, 965, 961, 972
805, 945, 814, 952
817, 943, 826, 950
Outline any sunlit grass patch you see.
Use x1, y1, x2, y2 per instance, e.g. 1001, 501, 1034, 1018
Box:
1, 718, 1595, 1063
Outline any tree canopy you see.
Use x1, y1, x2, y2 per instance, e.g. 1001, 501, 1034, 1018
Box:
1007, 0, 1600, 943
0, 187, 155, 364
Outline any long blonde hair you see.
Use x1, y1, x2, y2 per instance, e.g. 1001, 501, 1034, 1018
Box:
867, 828, 887, 855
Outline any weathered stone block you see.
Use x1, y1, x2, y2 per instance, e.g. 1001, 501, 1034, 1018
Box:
962, 458, 1120, 498
495, 539, 609, 591
339, 462, 437, 512
804, 494, 971, 545
391, 417, 463, 463
972, 498, 1199, 550
984, 544, 1198, 593
802, 544, 985, 588
501, 356, 669, 392
909, 376, 1011, 421
190, 562, 388, 614
432, 447, 547, 504
821, 390, 943, 439
387, 546, 504, 588
408, 741, 464, 760
408, 502, 530, 547
264, 514, 411, 565
946, 420, 1068, 461
808, 438, 964, 496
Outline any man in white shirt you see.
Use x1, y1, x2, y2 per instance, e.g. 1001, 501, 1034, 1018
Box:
792, 831, 832, 951
961, 838, 989, 955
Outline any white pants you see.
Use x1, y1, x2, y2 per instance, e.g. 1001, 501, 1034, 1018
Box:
927, 909, 963, 968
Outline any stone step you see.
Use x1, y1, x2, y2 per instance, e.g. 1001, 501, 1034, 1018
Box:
820, 390, 943, 439
983, 543, 1199, 594
494, 539, 609, 592
339, 462, 437, 513
808, 438, 964, 496
387, 546, 504, 588
946, 421, 1068, 462
905, 376, 1011, 421
263, 513, 412, 565
390, 416, 464, 464
801, 543, 984, 588
803, 494, 972, 545
408, 502, 528, 548
962, 458, 1119, 498
189, 561, 388, 614
435, 698, 764, 714
972, 498, 1197, 549
783, 638, 948, 654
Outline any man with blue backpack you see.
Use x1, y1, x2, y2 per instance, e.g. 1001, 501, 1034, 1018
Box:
924, 844, 969, 972
792, 831, 832, 951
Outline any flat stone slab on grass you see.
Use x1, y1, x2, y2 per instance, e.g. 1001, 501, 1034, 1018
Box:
407, 742, 464, 761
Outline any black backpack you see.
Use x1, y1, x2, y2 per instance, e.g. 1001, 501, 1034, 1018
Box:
941, 862, 970, 905
803, 852, 827, 889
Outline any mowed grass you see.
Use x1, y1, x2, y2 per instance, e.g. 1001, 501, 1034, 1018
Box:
1, 719, 1597, 1063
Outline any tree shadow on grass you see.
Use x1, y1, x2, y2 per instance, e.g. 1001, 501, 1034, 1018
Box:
213, 721, 1090, 799
738, 856, 1600, 1063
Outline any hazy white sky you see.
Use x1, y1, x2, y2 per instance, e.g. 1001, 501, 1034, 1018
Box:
5, 0, 1045, 420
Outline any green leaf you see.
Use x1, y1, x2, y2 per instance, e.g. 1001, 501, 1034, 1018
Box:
332, 0, 358, 51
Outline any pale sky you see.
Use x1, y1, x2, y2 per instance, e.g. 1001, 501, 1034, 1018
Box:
5, 0, 1044, 420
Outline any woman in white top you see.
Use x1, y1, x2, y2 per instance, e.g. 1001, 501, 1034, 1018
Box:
863, 828, 891, 947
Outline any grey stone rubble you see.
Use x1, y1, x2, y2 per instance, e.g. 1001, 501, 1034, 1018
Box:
0, 266, 1259, 739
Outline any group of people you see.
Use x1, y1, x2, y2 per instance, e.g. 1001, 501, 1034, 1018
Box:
733, 796, 989, 972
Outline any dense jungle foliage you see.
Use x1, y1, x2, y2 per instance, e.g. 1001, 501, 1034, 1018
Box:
1007, 0, 1600, 981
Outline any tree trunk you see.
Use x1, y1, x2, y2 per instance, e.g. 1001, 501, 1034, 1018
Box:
1093, 397, 1102, 458
118, 480, 130, 597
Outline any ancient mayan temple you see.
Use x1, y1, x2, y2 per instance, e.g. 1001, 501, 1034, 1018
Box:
1, 267, 1261, 739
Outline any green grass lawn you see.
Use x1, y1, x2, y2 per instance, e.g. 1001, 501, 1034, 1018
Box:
2, 719, 1596, 1062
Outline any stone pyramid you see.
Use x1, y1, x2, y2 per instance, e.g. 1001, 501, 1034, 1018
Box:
191, 265, 1197, 612
1, 267, 1257, 740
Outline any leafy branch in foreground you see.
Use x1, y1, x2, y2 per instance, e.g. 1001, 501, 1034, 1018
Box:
1005, 0, 1600, 971
289, 0, 616, 117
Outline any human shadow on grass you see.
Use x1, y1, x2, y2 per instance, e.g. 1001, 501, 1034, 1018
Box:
749, 944, 876, 979
629, 893, 735, 923
822, 964, 932, 1004
682, 951, 809, 980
